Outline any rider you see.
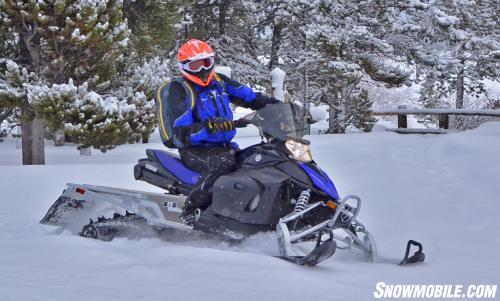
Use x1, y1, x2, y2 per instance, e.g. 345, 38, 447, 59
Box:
156, 39, 279, 225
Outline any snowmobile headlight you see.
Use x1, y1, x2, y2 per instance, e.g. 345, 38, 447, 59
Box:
285, 139, 312, 162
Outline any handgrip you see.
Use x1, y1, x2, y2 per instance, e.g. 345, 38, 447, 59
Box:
234, 118, 249, 128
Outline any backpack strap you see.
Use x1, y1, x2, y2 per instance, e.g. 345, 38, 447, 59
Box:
156, 80, 171, 143
174, 77, 196, 109
213, 73, 227, 93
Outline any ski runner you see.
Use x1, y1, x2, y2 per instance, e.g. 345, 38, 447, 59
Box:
156, 39, 279, 225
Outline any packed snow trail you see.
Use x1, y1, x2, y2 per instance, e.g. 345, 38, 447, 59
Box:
1, 124, 499, 300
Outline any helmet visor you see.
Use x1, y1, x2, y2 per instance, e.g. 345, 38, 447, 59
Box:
181, 57, 215, 73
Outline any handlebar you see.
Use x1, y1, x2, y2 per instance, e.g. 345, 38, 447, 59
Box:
234, 118, 250, 128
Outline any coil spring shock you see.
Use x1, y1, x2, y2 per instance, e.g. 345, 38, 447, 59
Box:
294, 190, 311, 213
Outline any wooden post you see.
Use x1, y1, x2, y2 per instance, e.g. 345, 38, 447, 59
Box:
397, 105, 407, 129
439, 105, 450, 129
438, 114, 449, 129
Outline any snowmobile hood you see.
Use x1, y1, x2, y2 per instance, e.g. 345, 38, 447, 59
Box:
299, 163, 339, 200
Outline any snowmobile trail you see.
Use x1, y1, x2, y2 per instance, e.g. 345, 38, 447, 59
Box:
1, 124, 500, 300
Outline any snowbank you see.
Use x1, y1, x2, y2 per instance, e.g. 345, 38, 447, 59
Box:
469, 121, 500, 135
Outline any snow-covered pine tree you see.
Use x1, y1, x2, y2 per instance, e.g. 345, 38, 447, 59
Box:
1, 1, 48, 163
387, 0, 500, 117
273, 0, 314, 116
0, 0, 160, 160
306, 0, 410, 133
247, 0, 322, 132
119, 1, 183, 143
214, 1, 269, 87
345, 88, 376, 132
248, 0, 294, 72
117, 57, 171, 143
0, 106, 15, 140
416, 75, 447, 127
171, 1, 267, 87
123, 0, 181, 59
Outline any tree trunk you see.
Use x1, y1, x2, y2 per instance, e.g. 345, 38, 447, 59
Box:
338, 87, 347, 133
21, 109, 45, 165
456, 65, 465, 109
328, 101, 338, 134
123, 0, 146, 35
18, 16, 45, 164
218, 0, 227, 38
303, 67, 310, 135
183, 7, 189, 40
269, 21, 283, 70
327, 88, 340, 134
300, 11, 310, 135
142, 132, 149, 144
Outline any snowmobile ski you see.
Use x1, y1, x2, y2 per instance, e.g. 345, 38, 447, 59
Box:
275, 240, 337, 266
399, 240, 425, 265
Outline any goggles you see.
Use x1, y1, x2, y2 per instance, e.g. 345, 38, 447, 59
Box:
179, 57, 215, 73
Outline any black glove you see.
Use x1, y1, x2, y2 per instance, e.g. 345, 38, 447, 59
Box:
268, 97, 281, 104
203, 117, 235, 133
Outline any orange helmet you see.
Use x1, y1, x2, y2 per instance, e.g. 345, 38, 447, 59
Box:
177, 39, 215, 87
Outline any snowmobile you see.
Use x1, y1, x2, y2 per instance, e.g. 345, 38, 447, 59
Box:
40, 103, 382, 267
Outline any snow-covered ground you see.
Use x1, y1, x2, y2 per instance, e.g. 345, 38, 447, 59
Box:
1, 124, 500, 301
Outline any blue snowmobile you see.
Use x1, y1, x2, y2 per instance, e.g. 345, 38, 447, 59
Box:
41, 103, 379, 266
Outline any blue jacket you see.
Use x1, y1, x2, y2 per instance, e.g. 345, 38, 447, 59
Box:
157, 73, 278, 148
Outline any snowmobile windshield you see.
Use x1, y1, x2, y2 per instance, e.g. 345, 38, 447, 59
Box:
244, 103, 309, 140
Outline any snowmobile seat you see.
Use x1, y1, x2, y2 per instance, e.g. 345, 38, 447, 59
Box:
150, 150, 201, 185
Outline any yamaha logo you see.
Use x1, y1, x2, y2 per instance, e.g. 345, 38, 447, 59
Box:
145, 163, 158, 173
255, 154, 262, 162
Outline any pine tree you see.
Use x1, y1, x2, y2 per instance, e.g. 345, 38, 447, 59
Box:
416, 76, 446, 127
0, 106, 15, 140
387, 0, 500, 109
346, 89, 376, 132
171, 1, 268, 87
123, 0, 181, 59
0, 0, 155, 160
306, 0, 410, 133
117, 57, 171, 143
